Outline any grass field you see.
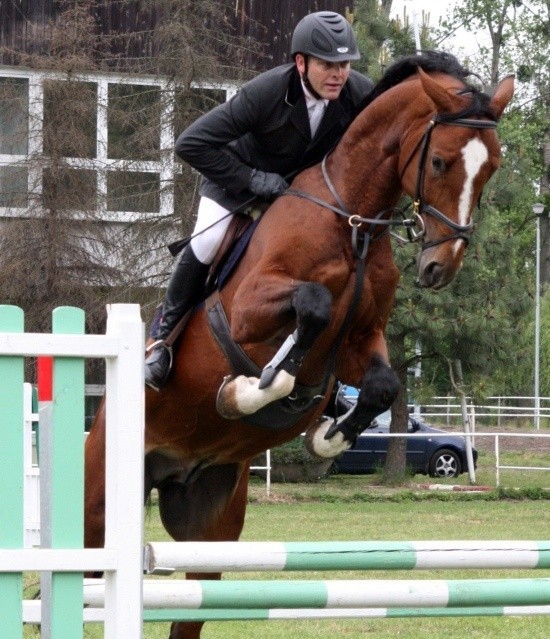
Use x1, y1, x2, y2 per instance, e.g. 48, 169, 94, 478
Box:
138, 496, 550, 639
22, 438, 550, 639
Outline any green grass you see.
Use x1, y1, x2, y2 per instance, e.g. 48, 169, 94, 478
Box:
23, 465, 550, 639
133, 496, 550, 639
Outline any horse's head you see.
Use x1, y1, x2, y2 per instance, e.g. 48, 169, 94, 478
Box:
400, 68, 514, 289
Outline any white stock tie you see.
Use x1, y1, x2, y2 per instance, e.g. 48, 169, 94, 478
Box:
308, 100, 326, 138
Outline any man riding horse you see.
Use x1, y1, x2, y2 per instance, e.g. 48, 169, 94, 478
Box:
145, 11, 373, 391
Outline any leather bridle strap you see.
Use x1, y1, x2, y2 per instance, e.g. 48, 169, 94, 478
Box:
283, 158, 416, 237
401, 114, 498, 249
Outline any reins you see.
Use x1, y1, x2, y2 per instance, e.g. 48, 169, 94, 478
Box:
285, 157, 416, 258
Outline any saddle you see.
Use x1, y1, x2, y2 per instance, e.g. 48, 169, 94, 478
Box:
149, 211, 258, 344
154, 209, 329, 429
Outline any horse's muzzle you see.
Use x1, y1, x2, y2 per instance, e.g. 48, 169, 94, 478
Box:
416, 246, 463, 289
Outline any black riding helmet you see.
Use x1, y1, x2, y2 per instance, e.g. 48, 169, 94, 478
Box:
291, 11, 360, 62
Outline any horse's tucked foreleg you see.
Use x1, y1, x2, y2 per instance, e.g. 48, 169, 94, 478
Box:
259, 282, 332, 386
217, 282, 332, 420
306, 354, 400, 458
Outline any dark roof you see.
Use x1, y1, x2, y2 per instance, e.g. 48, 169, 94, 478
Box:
0, 0, 356, 72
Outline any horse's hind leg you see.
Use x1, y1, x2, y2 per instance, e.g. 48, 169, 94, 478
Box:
158, 463, 249, 639
217, 281, 332, 419
84, 399, 107, 554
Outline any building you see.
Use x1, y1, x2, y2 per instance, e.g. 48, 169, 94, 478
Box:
0, 1, 355, 300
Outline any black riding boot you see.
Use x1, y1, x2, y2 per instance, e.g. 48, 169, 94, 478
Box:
145, 246, 210, 391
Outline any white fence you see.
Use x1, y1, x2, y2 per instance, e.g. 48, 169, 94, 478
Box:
23, 384, 40, 548
1, 304, 145, 639
417, 396, 550, 428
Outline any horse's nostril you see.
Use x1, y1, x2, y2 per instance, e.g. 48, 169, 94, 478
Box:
421, 260, 444, 288
426, 261, 442, 278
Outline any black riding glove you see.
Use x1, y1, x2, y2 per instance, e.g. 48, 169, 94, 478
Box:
249, 169, 289, 199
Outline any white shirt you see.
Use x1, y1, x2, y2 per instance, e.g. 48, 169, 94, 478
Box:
301, 80, 328, 138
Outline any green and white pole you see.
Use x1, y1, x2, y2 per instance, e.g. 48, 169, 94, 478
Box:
145, 540, 550, 574
84, 577, 550, 610
142, 604, 550, 623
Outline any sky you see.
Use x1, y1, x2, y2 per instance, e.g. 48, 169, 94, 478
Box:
390, 0, 455, 25
389, 0, 487, 57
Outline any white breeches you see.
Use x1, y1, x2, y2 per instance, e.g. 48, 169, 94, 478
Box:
189, 197, 232, 264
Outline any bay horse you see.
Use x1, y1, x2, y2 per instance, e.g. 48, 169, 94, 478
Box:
84, 52, 514, 638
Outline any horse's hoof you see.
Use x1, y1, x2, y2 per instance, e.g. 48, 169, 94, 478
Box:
304, 417, 353, 458
216, 371, 296, 420
216, 375, 243, 420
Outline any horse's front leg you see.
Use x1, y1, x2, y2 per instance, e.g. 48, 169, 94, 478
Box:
217, 281, 332, 419
306, 353, 400, 458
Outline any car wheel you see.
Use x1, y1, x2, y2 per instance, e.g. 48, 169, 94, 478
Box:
329, 461, 340, 475
428, 448, 461, 478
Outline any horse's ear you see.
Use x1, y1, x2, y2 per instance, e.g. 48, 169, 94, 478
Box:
489, 75, 515, 119
417, 67, 456, 113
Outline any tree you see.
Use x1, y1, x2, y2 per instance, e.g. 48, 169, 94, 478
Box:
539, 291, 550, 397
353, 0, 437, 80
439, 0, 549, 282
351, 1, 549, 480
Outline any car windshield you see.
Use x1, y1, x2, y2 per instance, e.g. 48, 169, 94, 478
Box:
373, 410, 391, 428
368, 412, 424, 434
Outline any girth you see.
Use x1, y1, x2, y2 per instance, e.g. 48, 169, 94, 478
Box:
205, 291, 327, 430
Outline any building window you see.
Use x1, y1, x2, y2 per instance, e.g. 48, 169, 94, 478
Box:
42, 167, 97, 211
0, 165, 28, 207
43, 80, 97, 159
108, 83, 161, 161
107, 170, 160, 213
0, 77, 28, 155
0, 69, 236, 235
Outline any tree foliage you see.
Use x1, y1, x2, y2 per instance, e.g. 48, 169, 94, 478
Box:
351, 1, 549, 480
353, 0, 438, 80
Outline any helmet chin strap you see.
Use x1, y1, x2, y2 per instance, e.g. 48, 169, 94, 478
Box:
302, 56, 323, 100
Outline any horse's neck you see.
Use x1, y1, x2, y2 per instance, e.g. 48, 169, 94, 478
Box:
328, 84, 425, 217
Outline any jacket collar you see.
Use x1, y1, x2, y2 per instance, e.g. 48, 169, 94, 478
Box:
285, 66, 305, 106
286, 68, 310, 141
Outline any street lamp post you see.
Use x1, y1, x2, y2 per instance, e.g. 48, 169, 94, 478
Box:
533, 202, 546, 430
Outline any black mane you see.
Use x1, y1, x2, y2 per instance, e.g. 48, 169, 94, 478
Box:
359, 50, 496, 120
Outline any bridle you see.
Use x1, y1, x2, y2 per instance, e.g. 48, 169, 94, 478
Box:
400, 113, 498, 249
284, 110, 498, 256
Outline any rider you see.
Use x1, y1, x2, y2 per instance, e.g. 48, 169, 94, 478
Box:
145, 11, 373, 391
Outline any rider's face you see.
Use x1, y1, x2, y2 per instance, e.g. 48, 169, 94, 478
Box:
295, 54, 351, 100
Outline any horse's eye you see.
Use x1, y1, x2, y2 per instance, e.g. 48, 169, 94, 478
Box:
431, 156, 446, 173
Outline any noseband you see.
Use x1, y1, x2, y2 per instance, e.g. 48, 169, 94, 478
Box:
401, 113, 498, 250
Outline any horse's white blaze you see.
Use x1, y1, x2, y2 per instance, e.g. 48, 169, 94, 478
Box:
454, 138, 488, 255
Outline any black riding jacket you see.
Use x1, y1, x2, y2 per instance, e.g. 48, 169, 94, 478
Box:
175, 63, 373, 210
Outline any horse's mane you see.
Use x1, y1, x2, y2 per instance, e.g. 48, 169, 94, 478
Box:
359, 50, 497, 120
